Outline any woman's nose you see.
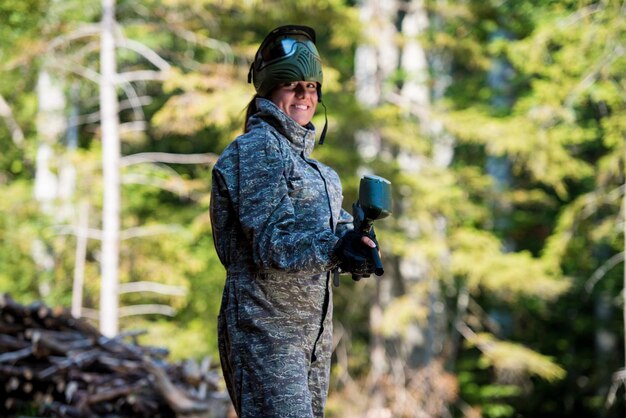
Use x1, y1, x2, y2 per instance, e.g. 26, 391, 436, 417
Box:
295, 84, 307, 98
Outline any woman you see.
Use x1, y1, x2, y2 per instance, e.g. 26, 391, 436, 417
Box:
210, 25, 378, 417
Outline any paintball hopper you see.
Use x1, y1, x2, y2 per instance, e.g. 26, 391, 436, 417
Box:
353, 174, 392, 277
358, 175, 392, 226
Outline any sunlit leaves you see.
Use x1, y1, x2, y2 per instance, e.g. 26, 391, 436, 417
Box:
380, 286, 430, 338
451, 228, 570, 300
466, 332, 566, 382
446, 108, 596, 198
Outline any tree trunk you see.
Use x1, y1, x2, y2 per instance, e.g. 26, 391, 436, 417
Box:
72, 200, 89, 318
622, 184, 625, 404
355, 3, 400, 415
399, 0, 436, 368
33, 70, 66, 298
34, 70, 65, 213
99, 0, 121, 337
355, 0, 457, 414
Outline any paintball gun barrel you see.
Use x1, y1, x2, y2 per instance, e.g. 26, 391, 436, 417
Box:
352, 174, 392, 276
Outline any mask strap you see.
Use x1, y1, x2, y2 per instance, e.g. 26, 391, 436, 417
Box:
319, 101, 328, 145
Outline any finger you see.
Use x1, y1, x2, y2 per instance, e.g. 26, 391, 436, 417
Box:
361, 236, 377, 248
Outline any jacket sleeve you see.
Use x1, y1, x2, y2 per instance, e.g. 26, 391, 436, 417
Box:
335, 208, 354, 239
236, 132, 339, 274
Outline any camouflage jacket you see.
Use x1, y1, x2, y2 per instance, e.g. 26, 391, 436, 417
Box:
210, 97, 352, 277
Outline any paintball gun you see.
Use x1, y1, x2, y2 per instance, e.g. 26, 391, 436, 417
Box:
352, 174, 392, 278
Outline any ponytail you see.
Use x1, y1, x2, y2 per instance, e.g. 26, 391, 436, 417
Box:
244, 94, 260, 133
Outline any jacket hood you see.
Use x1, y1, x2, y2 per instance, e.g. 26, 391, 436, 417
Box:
248, 98, 317, 157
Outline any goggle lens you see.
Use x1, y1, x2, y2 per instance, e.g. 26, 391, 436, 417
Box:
259, 33, 316, 64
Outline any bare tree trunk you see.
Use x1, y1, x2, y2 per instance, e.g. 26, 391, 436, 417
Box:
35, 70, 65, 214
355, 0, 399, 404
99, 0, 121, 337
606, 185, 626, 409
33, 70, 66, 298
355, 3, 400, 416
0, 94, 25, 147
623, 187, 625, 404
355, 1, 458, 415
399, 0, 435, 368
72, 200, 89, 318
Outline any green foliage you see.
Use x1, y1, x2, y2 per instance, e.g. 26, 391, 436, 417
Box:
0, 0, 46, 46
452, 227, 569, 300
0, 181, 44, 299
467, 332, 566, 382
380, 285, 430, 338
0, 0, 624, 417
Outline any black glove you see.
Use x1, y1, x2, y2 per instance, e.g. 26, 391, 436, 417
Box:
334, 230, 376, 277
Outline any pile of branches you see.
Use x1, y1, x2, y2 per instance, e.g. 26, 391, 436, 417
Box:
0, 294, 230, 418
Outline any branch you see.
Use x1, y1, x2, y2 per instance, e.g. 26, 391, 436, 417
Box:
118, 304, 176, 318
87, 384, 139, 404
581, 184, 625, 219
585, 251, 625, 293
170, 27, 234, 64
69, 39, 101, 64
119, 121, 148, 136
46, 24, 170, 71
115, 70, 168, 84
69, 96, 153, 127
118, 78, 145, 121
117, 37, 171, 71
0, 347, 32, 364
118, 281, 187, 296
564, 43, 625, 109
79, 308, 99, 320
46, 24, 101, 53
50, 225, 103, 240
119, 224, 188, 241
124, 159, 187, 183
606, 368, 626, 408
142, 356, 212, 414
121, 173, 189, 196
46, 57, 101, 84
558, 3, 603, 28
120, 152, 218, 167
0, 94, 25, 147
197, 356, 212, 399
51, 224, 185, 241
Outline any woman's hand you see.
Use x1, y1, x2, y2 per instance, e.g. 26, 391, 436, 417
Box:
334, 231, 375, 276
361, 236, 377, 249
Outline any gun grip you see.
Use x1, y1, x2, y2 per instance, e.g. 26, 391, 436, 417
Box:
333, 269, 340, 287
371, 247, 384, 276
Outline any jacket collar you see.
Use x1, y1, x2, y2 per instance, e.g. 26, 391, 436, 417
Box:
250, 98, 317, 157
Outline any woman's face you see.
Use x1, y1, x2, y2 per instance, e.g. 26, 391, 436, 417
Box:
269, 81, 318, 126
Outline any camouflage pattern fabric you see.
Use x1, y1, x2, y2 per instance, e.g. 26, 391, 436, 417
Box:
210, 98, 352, 417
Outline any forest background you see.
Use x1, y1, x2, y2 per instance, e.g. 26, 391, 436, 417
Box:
0, 0, 624, 417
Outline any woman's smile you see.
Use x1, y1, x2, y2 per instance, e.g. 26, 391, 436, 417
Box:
270, 81, 318, 126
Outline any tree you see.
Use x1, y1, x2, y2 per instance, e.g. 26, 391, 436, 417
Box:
1, 2, 623, 416
332, 0, 574, 416
99, 0, 122, 336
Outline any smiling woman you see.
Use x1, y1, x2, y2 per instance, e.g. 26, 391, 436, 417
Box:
242, 24, 325, 137
209, 25, 379, 418
269, 81, 318, 126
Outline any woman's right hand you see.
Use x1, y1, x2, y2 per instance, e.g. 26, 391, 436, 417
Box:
334, 231, 376, 276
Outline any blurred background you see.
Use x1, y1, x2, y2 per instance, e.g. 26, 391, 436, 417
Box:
0, 0, 624, 416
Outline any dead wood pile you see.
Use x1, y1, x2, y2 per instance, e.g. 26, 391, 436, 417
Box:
0, 294, 230, 418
